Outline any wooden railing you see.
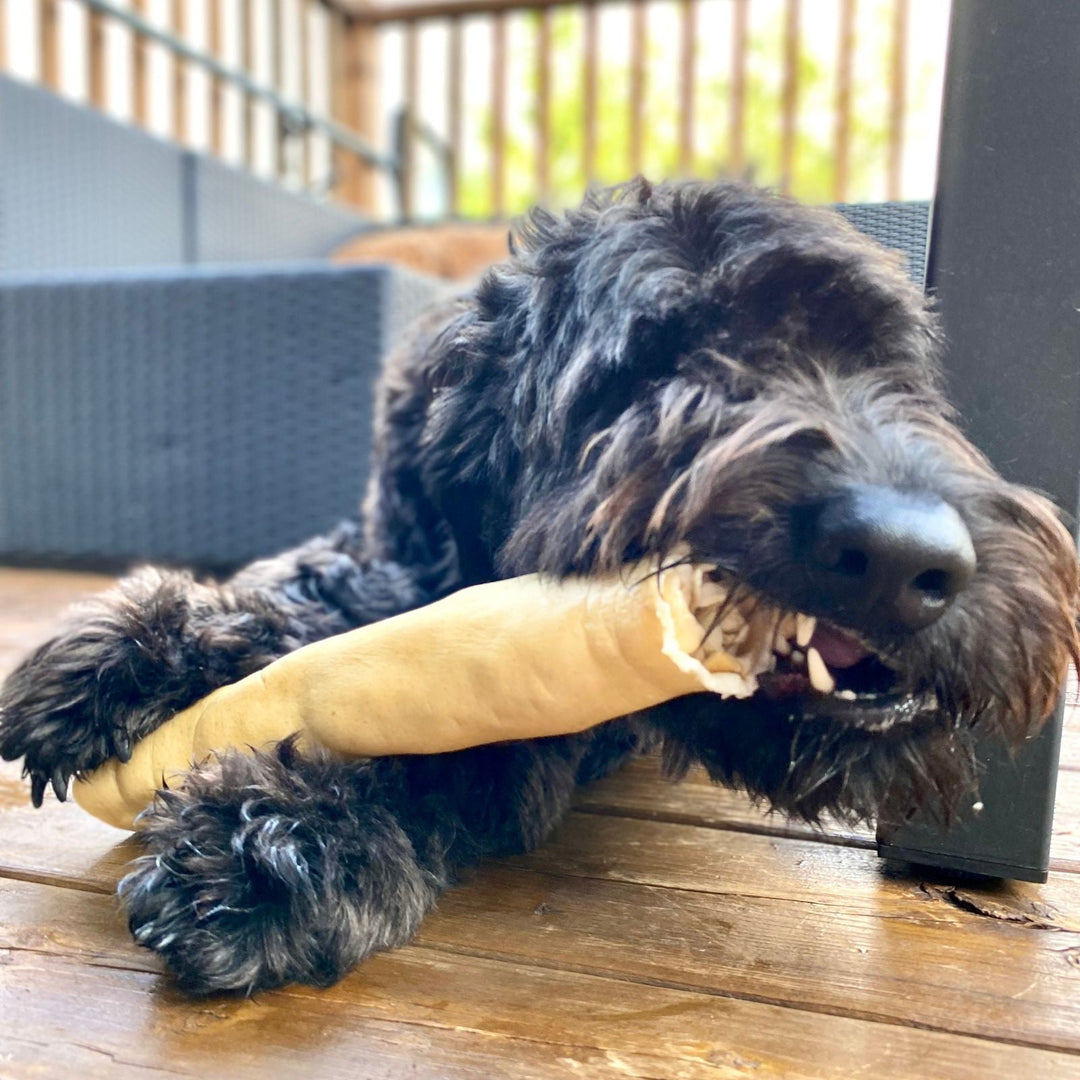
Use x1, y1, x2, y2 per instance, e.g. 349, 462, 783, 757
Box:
2, 0, 396, 212
369, 0, 936, 220
1, 0, 943, 222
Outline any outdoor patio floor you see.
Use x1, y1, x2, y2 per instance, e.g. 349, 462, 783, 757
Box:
1, 567, 1079, 1079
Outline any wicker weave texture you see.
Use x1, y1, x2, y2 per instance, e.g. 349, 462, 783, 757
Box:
0, 264, 442, 568
0, 205, 928, 569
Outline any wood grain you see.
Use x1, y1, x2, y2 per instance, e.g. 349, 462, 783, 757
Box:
3, 568, 1080, 1074
4, 879, 1080, 1080
131, 0, 150, 127
729, 0, 748, 175
887, 0, 909, 200
172, 0, 187, 143
833, 0, 856, 201
535, 8, 552, 204
39, 0, 61, 90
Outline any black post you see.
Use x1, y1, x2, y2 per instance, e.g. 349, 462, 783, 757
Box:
875, 0, 1080, 882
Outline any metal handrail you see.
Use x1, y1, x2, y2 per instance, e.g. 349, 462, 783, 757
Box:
82, 0, 396, 173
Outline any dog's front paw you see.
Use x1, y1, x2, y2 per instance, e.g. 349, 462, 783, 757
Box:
0, 621, 141, 805
122, 747, 437, 995
1, 568, 298, 808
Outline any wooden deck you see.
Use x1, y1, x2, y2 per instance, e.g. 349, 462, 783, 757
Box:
1, 567, 1079, 1079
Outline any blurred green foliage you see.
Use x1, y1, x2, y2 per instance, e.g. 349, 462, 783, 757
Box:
456, 0, 937, 218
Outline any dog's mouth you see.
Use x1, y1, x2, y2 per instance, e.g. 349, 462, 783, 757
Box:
754, 614, 935, 730
668, 559, 939, 732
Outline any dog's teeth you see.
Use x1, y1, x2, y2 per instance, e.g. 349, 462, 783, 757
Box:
795, 613, 816, 649
837, 689, 857, 701
774, 629, 792, 656
791, 649, 805, 668
807, 647, 835, 694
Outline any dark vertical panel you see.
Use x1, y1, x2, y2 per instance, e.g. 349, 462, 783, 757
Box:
876, 0, 1080, 883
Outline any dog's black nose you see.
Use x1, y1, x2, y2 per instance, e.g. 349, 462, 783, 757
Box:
805, 485, 976, 631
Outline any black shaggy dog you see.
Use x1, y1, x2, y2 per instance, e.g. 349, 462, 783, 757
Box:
2, 179, 1078, 995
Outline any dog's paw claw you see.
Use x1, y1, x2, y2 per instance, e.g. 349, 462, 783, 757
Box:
30, 772, 46, 809
51, 766, 69, 803
114, 731, 133, 763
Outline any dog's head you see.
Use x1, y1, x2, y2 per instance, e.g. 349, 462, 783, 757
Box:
420, 179, 1079, 823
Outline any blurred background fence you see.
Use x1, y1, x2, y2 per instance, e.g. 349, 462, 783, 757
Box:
0, 0, 949, 222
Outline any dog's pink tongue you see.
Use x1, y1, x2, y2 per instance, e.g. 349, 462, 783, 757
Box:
809, 625, 870, 668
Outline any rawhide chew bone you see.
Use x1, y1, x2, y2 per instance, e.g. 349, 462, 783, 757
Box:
74, 560, 782, 830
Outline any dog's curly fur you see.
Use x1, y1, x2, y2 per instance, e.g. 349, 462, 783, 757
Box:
2, 179, 1077, 995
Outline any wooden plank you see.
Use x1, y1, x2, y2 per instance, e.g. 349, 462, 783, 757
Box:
575, 754, 875, 847
628, 0, 645, 177
887, 0, 909, 200
833, 0, 856, 201
239, 0, 256, 168
424, 867, 1080, 1051
39, 0, 61, 90
0, 569, 114, 678
523, 809, 1080, 907
1062, 690, 1080, 769
490, 11, 507, 218
582, 1, 597, 184
172, 0, 187, 144
87, 6, 108, 110
334, 12, 381, 209
575, 753, 1080, 872
271, 0, 287, 177
207, 0, 225, 156
297, 0, 312, 187
329, 9, 352, 199
676, 0, 696, 176
0, 761, 132, 892
333, 10, 382, 209
779, 0, 800, 194
131, 0, 150, 126
400, 21, 419, 220
535, 8, 551, 204
729, 0, 748, 176
1053, 769, 1080, 869
448, 17, 463, 215
3, 879, 1080, 1079
349, 0, 641, 24
0, 951, 680, 1080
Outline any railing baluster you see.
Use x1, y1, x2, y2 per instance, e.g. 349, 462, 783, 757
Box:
172, 0, 187, 144
780, 0, 800, 194
887, 0, 909, 200
334, 14, 368, 210
330, 10, 350, 200
240, 0, 255, 169
208, 0, 225, 156
132, 0, 150, 126
629, 0, 645, 177
730, 0, 748, 176
583, 0, 597, 185
272, 0, 286, 178
536, 7, 551, 205
88, 5, 108, 110
298, 0, 312, 187
448, 16, 463, 216
401, 20, 418, 219
491, 11, 506, 217
834, 0, 856, 202
677, 0, 696, 176
40, 0, 61, 91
